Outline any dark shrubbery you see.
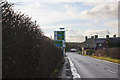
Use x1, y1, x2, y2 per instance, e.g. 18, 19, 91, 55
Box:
94, 48, 120, 59
86, 49, 94, 55
1, 1, 63, 78
107, 40, 120, 48
65, 42, 81, 52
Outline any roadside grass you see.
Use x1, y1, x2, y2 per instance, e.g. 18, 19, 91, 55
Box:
78, 51, 81, 53
50, 59, 64, 78
90, 55, 120, 64
82, 54, 88, 56
50, 68, 59, 77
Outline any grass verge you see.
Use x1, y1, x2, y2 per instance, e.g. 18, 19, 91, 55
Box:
49, 59, 64, 78
90, 55, 120, 64
50, 68, 59, 77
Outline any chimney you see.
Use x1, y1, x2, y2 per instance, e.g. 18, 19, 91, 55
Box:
95, 35, 98, 39
85, 36, 88, 41
106, 35, 109, 38
113, 35, 116, 38
91, 36, 94, 39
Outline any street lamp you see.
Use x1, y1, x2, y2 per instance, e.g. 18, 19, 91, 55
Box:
60, 28, 65, 31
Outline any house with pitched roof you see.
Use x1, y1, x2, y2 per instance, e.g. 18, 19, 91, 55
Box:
81, 35, 120, 55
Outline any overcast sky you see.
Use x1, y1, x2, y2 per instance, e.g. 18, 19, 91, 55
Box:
7, 0, 119, 42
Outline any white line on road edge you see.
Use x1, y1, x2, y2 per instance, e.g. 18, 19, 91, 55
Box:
67, 57, 81, 79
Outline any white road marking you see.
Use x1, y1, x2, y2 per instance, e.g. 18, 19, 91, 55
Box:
106, 69, 116, 74
67, 57, 81, 79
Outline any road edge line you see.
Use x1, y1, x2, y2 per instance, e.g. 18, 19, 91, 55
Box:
67, 57, 81, 79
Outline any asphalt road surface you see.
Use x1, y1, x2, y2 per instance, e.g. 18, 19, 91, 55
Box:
67, 52, 119, 78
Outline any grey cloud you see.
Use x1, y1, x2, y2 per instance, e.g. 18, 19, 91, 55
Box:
82, 3, 118, 20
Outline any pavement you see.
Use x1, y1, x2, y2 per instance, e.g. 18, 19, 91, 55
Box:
57, 56, 73, 80
67, 52, 119, 79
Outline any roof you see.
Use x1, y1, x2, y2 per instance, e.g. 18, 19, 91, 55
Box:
94, 37, 120, 43
80, 37, 120, 48
95, 38, 106, 43
81, 38, 95, 48
109, 37, 120, 42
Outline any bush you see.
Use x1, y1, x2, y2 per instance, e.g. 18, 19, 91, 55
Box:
95, 48, 120, 59
86, 49, 94, 55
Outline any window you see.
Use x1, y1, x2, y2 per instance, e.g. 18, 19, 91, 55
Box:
99, 43, 102, 46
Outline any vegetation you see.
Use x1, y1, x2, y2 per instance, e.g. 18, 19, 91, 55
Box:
82, 48, 120, 64
106, 39, 120, 48
65, 42, 82, 52
78, 50, 82, 54
94, 48, 120, 59
91, 56, 120, 64
2, 1, 63, 78
86, 49, 94, 55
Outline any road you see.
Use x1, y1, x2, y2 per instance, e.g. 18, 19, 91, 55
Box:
67, 52, 119, 78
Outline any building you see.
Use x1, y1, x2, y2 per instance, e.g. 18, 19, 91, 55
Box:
81, 35, 120, 54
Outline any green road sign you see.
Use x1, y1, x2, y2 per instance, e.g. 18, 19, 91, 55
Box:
57, 31, 65, 40
54, 31, 65, 47
55, 40, 63, 47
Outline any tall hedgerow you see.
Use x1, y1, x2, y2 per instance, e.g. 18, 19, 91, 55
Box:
1, 1, 63, 78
